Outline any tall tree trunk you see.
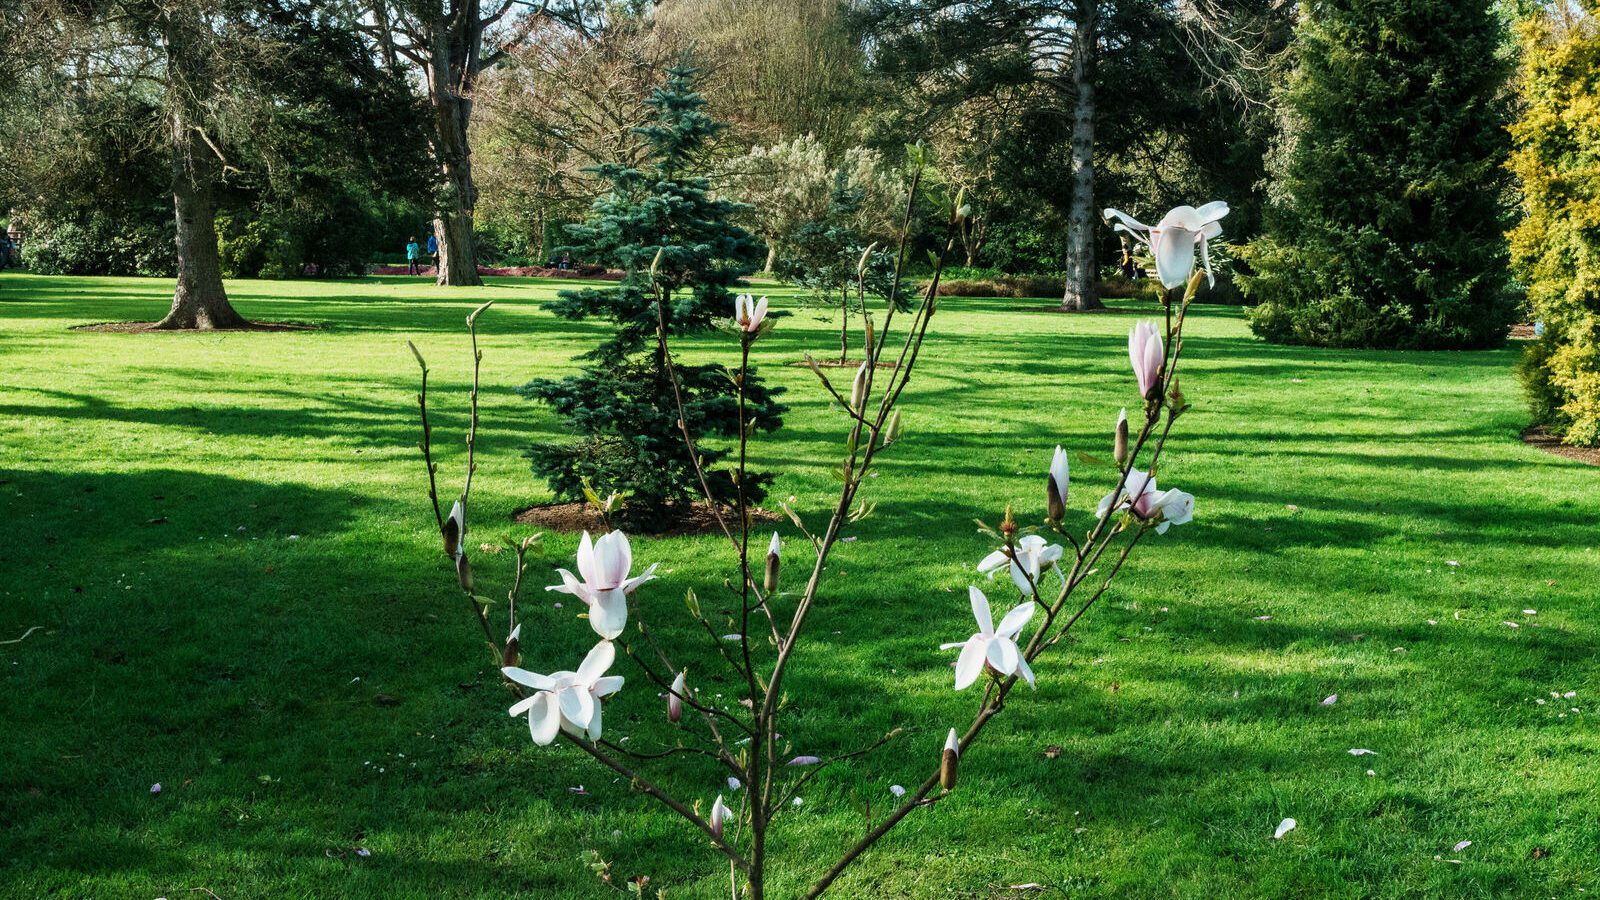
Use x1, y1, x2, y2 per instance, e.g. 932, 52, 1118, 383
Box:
1060, 2, 1103, 312
425, 19, 483, 287
764, 244, 778, 273
154, 10, 246, 330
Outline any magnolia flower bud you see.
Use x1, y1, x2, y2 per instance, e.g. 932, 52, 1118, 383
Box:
442, 499, 465, 558
709, 794, 730, 839
1000, 504, 1017, 539
857, 242, 878, 278
456, 552, 473, 593
763, 532, 781, 594
668, 670, 686, 723
1047, 445, 1069, 522
884, 408, 903, 445
1168, 375, 1185, 410
939, 728, 960, 790
1114, 408, 1129, 466
504, 623, 521, 669
849, 361, 870, 412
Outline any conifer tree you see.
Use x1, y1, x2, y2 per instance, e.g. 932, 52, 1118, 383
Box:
1242, 0, 1516, 349
521, 62, 785, 531
1508, 1, 1600, 446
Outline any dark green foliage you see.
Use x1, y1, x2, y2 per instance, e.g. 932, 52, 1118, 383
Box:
1242, 0, 1516, 349
521, 63, 785, 531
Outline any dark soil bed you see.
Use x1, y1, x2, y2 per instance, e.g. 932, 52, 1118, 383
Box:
1522, 425, 1600, 466
788, 358, 900, 369
513, 500, 781, 536
74, 320, 318, 333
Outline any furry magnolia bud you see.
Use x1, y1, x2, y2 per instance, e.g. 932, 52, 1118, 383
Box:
939, 728, 960, 791
442, 499, 465, 558
849, 361, 870, 412
503, 623, 521, 669
1047, 445, 1069, 522
1114, 408, 1130, 466
763, 532, 781, 594
455, 552, 473, 593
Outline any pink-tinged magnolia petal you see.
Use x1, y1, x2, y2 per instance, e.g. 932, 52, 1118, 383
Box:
1452, 840, 1472, 852
576, 640, 615, 684
728, 777, 742, 790
527, 692, 561, 745
620, 562, 658, 594
1320, 694, 1338, 706
788, 756, 822, 766
976, 549, 1009, 575
1152, 228, 1198, 289
1014, 653, 1037, 689
968, 586, 995, 635
508, 694, 541, 717
768, 531, 781, 558
1348, 748, 1377, 756
559, 686, 595, 732
591, 675, 624, 698
1192, 200, 1230, 225
890, 784, 906, 797
589, 588, 628, 640
1102, 208, 1151, 235
710, 794, 730, 838
592, 530, 631, 590
944, 728, 960, 755
953, 636, 987, 690
150, 782, 162, 794
503, 667, 557, 692
1274, 817, 1297, 839
995, 601, 1037, 640
986, 635, 1020, 677
668, 670, 686, 722
575, 531, 597, 585
751, 295, 769, 329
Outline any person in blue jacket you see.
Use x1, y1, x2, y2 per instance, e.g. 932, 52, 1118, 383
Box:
405, 236, 421, 275
426, 233, 439, 271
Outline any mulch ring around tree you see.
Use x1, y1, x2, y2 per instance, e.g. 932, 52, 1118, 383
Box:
73, 321, 318, 334
1509, 323, 1537, 340
1521, 425, 1600, 466
513, 500, 782, 536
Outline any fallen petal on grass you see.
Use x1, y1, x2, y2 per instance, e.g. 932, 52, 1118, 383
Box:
1274, 818, 1297, 839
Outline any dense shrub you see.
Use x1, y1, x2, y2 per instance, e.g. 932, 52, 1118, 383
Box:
932, 274, 1062, 299
25, 211, 176, 277
1242, 0, 1516, 349
1507, 4, 1600, 446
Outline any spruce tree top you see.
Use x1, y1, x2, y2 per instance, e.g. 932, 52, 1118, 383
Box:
545, 62, 760, 365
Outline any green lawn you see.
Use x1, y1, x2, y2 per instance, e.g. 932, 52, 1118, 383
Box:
2, 273, 1596, 899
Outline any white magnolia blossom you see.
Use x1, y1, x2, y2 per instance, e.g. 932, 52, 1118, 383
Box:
1096, 467, 1195, 534
1047, 445, 1070, 520
977, 535, 1063, 596
735, 293, 769, 333
941, 586, 1037, 690
668, 670, 686, 723
1103, 202, 1229, 290
503, 639, 625, 745
547, 530, 658, 640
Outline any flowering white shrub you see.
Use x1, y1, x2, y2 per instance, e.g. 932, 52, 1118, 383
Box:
410, 188, 1227, 898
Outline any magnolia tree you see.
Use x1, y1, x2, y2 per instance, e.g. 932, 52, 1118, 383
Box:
410, 186, 1228, 897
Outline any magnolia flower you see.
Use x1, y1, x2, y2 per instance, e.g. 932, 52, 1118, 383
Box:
734, 293, 769, 333
941, 586, 1037, 690
1103, 202, 1229, 290
1129, 320, 1164, 400
503, 639, 625, 745
709, 794, 731, 839
1096, 467, 1195, 534
977, 535, 1063, 596
548, 530, 658, 640
1046, 445, 1070, 521
668, 670, 686, 723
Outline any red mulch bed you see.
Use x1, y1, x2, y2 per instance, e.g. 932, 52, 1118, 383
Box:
1522, 425, 1600, 466
74, 320, 317, 333
513, 500, 781, 536
1509, 323, 1537, 340
789, 358, 899, 369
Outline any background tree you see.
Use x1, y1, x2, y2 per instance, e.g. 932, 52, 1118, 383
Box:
5, 0, 428, 326
1242, 0, 1517, 349
1508, 0, 1600, 445
356, 0, 598, 286
521, 62, 785, 531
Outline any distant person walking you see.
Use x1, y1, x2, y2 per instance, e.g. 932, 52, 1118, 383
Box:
406, 236, 421, 276
1118, 236, 1139, 280
426, 233, 438, 271
0, 232, 12, 270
